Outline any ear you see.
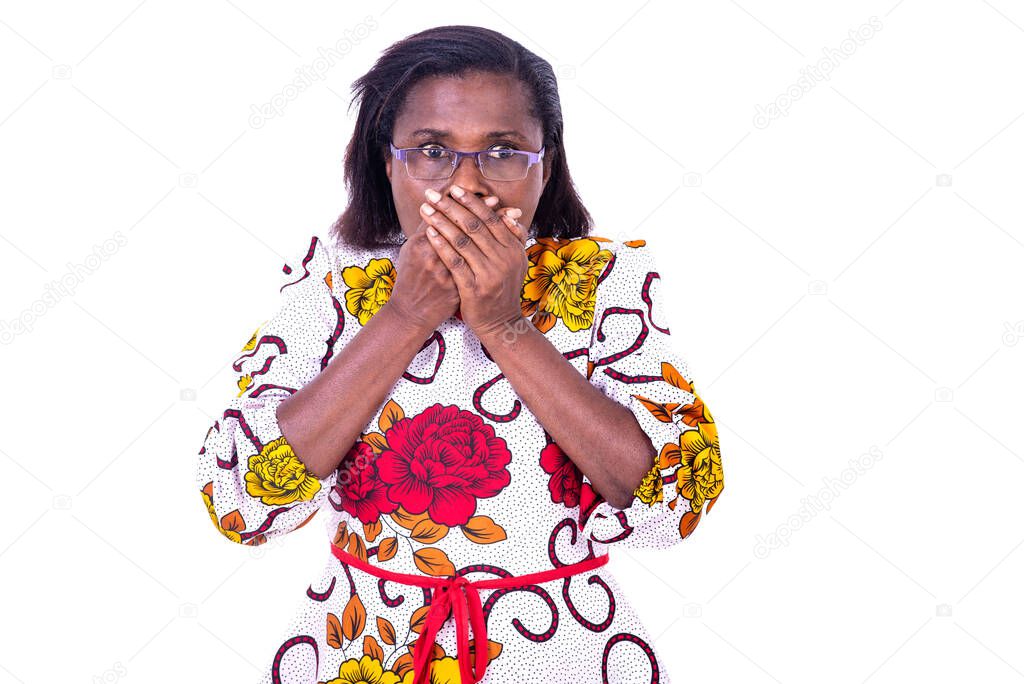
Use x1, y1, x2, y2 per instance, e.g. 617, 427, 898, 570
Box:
385, 154, 392, 182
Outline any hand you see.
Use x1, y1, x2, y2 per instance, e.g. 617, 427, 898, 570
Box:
419, 185, 530, 339
386, 217, 461, 332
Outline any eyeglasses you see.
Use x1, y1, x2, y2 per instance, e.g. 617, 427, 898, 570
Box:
389, 142, 545, 181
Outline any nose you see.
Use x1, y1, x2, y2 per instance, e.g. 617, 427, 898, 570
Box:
447, 151, 490, 198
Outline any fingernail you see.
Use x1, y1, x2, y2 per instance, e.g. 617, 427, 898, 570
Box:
450, 185, 465, 198
484, 196, 499, 207
421, 202, 435, 215
425, 188, 441, 202
508, 208, 522, 219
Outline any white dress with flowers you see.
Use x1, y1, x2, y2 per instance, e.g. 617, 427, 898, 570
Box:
195, 229, 724, 684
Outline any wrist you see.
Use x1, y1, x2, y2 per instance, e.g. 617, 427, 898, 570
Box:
378, 300, 438, 338
475, 314, 532, 346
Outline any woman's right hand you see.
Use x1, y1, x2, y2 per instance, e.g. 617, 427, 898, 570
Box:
387, 218, 461, 331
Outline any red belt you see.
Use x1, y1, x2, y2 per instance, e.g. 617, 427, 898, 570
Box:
330, 541, 609, 684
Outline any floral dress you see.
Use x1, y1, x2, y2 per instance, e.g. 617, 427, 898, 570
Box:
195, 229, 725, 684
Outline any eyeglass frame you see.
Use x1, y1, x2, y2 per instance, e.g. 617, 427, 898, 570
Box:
388, 141, 546, 181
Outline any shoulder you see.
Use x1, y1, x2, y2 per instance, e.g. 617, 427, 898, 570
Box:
279, 232, 338, 298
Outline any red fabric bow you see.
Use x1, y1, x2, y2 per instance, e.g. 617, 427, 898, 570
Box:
330, 541, 609, 684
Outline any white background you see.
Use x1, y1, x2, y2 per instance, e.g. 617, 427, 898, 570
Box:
2, 1, 1023, 682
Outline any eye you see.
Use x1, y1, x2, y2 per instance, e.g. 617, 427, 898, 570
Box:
487, 144, 517, 160
418, 144, 449, 160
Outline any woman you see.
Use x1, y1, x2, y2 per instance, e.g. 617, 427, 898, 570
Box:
196, 25, 724, 684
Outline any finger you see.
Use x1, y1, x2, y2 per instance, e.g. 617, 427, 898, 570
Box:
500, 208, 528, 245
425, 187, 501, 259
422, 215, 475, 292
420, 199, 487, 277
448, 185, 514, 249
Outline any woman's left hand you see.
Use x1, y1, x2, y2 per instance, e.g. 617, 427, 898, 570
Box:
418, 185, 529, 339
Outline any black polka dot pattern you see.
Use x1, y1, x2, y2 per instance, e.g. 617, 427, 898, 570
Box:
195, 232, 724, 683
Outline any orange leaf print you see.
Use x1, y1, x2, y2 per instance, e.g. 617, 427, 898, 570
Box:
408, 640, 445, 660
293, 510, 318, 531
635, 395, 676, 423
333, 520, 349, 548
347, 532, 368, 563
679, 509, 702, 540
679, 395, 709, 428
413, 548, 456, 577
460, 515, 508, 544
363, 519, 382, 543
363, 634, 384, 661
623, 238, 647, 247
658, 442, 682, 469
220, 510, 245, 535
376, 536, 399, 562
326, 612, 344, 649
393, 652, 414, 679
661, 361, 693, 394
376, 616, 397, 646
409, 605, 430, 634
467, 639, 503, 663
363, 432, 388, 453
243, 533, 267, 547
410, 519, 449, 544
390, 506, 430, 530
342, 593, 366, 641
378, 399, 404, 432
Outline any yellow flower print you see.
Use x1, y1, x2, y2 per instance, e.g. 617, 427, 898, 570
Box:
343, 257, 397, 325
522, 238, 612, 333
244, 436, 322, 506
676, 421, 724, 513
632, 463, 664, 506
324, 654, 401, 684
242, 326, 259, 351
236, 374, 253, 397
398, 656, 462, 684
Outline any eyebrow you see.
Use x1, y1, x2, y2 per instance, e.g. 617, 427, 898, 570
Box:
408, 127, 531, 145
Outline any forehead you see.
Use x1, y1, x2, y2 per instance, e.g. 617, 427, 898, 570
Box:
393, 71, 542, 146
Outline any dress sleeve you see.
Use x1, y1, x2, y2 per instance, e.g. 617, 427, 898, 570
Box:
196, 234, 344, 546
579, 238, 724, 550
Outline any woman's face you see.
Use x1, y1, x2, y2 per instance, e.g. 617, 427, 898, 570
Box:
385, 71, 551, 240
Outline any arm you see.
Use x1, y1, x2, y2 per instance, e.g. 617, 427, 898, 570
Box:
483, 238, 724, 549
476, 317, 654, 510
275, 301, 434, 480
196, 234, 433, 546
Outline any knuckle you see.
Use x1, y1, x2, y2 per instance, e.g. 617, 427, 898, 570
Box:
466, 217, 483, 233
454, 233, 472, 249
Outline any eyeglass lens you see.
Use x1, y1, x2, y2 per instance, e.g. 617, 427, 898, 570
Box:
405, 149, 532, 181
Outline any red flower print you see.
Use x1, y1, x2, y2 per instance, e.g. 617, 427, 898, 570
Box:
374, 403, 512, 527
539, 442, 583, 508
334, 442, 398, 525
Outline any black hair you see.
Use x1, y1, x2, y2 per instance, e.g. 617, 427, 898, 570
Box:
331, 24, 593, 248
